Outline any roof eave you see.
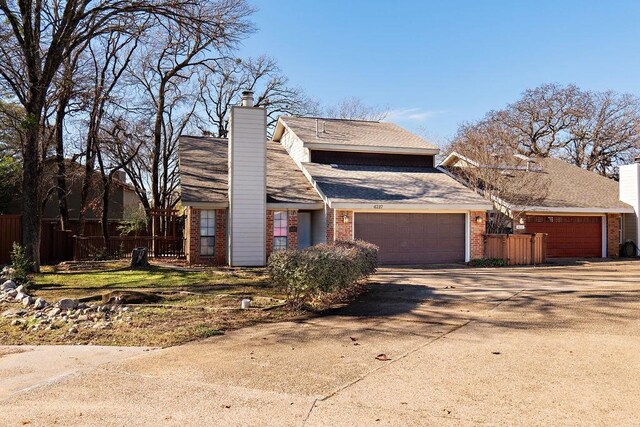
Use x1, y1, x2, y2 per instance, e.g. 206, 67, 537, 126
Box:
513, 206, 635, 214
304, 142, 439, 156
328, 201, 493, 211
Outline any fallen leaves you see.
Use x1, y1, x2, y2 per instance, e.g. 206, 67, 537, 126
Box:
375, 353, 390, 361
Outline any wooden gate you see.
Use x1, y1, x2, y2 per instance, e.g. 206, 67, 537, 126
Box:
0, 215, 21, 265
484, 233, 547, 265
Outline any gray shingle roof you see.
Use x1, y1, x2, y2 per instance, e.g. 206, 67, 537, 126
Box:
513, 157, 632, 210
302, 162, 491, 207
442, 153, 633, 211
279, 116, 439, 152
178, 136, 321, 205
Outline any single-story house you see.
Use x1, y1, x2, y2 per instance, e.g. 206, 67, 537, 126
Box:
178, 91, 492, 266
439, 152, 636, 258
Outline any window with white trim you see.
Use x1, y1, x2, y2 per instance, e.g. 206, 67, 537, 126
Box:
200, 210, 216, 256
273, 211, 288, 251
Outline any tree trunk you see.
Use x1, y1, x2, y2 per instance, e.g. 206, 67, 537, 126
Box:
101, 177, 111, 251
22, 113, 43, 272
54, 101, 70, 231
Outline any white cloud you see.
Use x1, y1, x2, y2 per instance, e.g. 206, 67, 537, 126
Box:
384, 108, 447, 122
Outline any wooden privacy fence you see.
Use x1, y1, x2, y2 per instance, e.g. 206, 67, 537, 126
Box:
0, 215, 22, 265
74, 236, 185, 260
484, 233, 547, 265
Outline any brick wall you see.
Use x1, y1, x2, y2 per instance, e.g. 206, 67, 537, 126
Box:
266, 209, 298, 259
186, 207, 226, 266
334, 210, 354, 241
326, 208, 335, 243
607, 213, 620, 258
469, 211, 486, 260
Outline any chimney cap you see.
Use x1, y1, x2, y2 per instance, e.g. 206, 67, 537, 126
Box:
241, 90, 254, 107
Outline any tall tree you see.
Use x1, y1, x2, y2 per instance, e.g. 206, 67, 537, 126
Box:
124, 2, 253, 222
565, 90, 640, 177
325, 96, 388, 121
0, 0, 253, 269
498, 83, 583, 157
198, 55, 320, 137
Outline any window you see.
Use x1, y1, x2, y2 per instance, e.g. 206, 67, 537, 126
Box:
273, 211, 288, 251
200, 210, 216, 256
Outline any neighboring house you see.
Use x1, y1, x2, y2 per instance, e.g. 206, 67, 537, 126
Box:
439, 152, 635, 258
6, 158, 141, 232
178, 91, 491, 266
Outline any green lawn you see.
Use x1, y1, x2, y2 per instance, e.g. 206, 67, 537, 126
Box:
1, 261, 294, 347
33, 261, 271, 300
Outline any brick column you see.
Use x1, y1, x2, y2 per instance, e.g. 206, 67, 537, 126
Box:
288, 209, 298, 249
469, 211, 486, 260
214, 210, 227, 265
607, 214, 620, 258
186, 207, 200, 265
326, 208, 335, 243
334, 210, 354, 241
265, 210, 274, 257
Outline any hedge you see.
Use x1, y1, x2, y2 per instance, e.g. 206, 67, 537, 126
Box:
268, 240, 379, 306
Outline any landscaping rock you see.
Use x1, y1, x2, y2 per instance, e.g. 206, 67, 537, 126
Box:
15, 284, 26, 294
58, 298, 78, 310
10, 319, 23, 326
2, 308, 25, 318
14, 292, 26, 302
6, 289, 17, 298
21, 296, 33, 307
68, 326, 78, 334
33, 298, 46, 310
48, 308, 61, 318
1, 280, 16, 291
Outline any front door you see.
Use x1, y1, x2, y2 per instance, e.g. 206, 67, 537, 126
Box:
297, 212, 312, 249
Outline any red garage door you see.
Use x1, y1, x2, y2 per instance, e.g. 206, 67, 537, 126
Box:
525, 215, 602, 258
354, 213, 466, 265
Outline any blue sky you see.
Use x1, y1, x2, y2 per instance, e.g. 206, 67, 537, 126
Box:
239, 0, 640, 144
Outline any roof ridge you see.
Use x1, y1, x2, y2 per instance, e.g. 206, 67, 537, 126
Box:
281, 115, 381, 123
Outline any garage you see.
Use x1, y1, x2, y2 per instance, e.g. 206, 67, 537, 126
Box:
525, 215, 602, 258
354, 213, 466, 265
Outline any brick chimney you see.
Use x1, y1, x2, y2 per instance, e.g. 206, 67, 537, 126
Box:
228, 90, 267, 266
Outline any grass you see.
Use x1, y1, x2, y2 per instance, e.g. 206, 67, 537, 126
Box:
1, 261, 297, 347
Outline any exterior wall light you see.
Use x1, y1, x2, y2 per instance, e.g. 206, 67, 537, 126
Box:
475, 216, 483, 223
342, 214, 350, 224
519, 217, 525, 225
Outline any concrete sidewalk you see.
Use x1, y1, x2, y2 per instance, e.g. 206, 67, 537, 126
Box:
1, 260, 639, 426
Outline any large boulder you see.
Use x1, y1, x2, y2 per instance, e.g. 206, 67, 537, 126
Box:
1, 280, 16, 291
58, 298, 79, 310
33, 298, 46, 310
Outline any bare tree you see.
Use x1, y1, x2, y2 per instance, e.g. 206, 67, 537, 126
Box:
198, 55, 320, 137
446, 119, 550, 233
565, 90, 640, 177
0, 0, 252, 269
497, 83, 584, 157
123, 2, 252, 225
325, 96, 388, 121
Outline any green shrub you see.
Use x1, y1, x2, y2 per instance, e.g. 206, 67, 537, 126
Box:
468, 258, 507, 267
9, 242, 33, 285
268, 240, 378, 307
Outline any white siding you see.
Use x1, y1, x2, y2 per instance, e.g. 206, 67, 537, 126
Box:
229, 106, 267, 266
620, 163, 640, 253
280, 129, 310, 166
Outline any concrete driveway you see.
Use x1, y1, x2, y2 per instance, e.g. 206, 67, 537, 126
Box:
1, 260, 639, 426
